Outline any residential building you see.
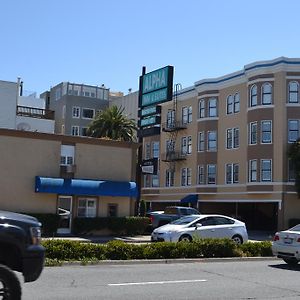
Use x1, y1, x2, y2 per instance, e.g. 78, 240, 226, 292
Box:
141, 57, 300, 231
0, 128, 138, 234
41, 82, 110, 136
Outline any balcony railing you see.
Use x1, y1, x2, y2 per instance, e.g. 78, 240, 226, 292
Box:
17, 106, 55, 120
162, 121, 187, 132
161, 151, 187, 162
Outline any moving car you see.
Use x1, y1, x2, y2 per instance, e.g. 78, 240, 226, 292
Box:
272, 224, 300, 265
151, 214, 248, 244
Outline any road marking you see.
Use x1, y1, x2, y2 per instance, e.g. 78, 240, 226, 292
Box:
108, 279, 207, 286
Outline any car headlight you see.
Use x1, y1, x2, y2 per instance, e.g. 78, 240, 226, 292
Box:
30, 226, 42, 245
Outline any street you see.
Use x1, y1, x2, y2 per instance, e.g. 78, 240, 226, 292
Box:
21, 258, 300, 299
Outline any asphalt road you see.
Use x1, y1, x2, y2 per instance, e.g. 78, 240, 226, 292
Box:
21, 258, 300, 300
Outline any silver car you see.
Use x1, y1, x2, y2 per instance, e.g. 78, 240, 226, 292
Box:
272, 224, 300, 265
151, 214, 248, 244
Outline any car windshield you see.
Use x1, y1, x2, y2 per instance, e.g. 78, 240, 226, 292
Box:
289, 224, 300, 232
171, 215, 199, 225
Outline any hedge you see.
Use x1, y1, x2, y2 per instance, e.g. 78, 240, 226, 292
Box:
73, 217, 150, 235
41, 239, 273, 264
27, 213, 60, 236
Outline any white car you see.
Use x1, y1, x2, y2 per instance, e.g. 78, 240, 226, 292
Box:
151, 214, 248, 244
272, 224, 300, 265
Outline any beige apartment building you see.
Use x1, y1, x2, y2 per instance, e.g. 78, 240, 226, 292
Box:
141, 57, 300, 231
0, 129, 138, 234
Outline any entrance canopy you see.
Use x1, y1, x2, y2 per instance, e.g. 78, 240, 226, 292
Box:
180, 194, 198, 204
35, 176, 137, 198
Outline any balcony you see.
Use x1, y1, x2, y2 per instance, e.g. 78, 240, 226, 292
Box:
60, 164, 76, 178
17, 106, 55, 120
162, 121, 187, 132
161, 151, 187, 162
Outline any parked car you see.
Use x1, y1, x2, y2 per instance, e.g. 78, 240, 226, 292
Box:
149, 206, 200, 229
151, 214, 248, 244
272, 224, 300, 265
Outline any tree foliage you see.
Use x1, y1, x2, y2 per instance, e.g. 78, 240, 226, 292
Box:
288, 139, 300, 197
87, 105, 137, 142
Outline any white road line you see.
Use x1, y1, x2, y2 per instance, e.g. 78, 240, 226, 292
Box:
108, 279, 207, 286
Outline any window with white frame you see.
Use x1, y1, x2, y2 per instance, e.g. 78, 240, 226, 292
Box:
187, 168, 192, 185
208, 98, 217, 117
77, 198, 96, 217
152, 174, 159, 187
199, 99, 205, 118
188, 106, 192, 123
62, 105, 66, 119
61, 125, 65, 134
288, 120, 299, 143
250, 84, 257, 107
262, 83, 272, 105
81, 127, 88, 136
71, 126, 79, 136
181, 168, 191, 186
288, 81, 299, 103
226, 163, 239, 184
166, 169, 174, 187
187, 136, 192, 154
207, 131, 217, 151
261, 159, 272, 181
226, 128, 239, 149
198, 132, 205, 152
167, 110, 175, 128
234, 93, 240, 113
182, 106, 192, 124
145, 143, 151, 159
288, 159, 295, 181
152, 141, 160, 158
181, 137, 187, 154
197, 165, 205, 184
72, 106, 80, 118
249, 122, 257, 144
261, 120, 272, 143
82, 108, 95, 119
249, 160, 257, 182
226, 95, 233, 114
207, 164, 216, 184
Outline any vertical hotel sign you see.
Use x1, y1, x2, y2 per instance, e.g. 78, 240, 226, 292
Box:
139, 66, 174, 108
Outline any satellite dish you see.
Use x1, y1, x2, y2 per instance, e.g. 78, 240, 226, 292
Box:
17, 122, 31, 131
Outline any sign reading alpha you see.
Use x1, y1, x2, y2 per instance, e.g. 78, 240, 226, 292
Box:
139, 66, 173, 108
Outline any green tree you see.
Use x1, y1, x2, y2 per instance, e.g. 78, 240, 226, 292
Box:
87, 105, 137, 142
288, 139, 300, 197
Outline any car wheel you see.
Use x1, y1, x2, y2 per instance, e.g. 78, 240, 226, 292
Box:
0, 264, 21, 300
179, 235, 192, 242
232, 235, 243, 245
283, 258, 299, 266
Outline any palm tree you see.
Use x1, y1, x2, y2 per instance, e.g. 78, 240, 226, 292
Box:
87, 105, 137, 142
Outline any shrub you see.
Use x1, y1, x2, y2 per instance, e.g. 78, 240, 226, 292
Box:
28, 213, 60, 236
239, 241, 273, 257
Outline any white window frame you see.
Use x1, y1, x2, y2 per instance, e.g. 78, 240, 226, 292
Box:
226, 163, 239, 184
234, 93, 240, 113
288, 119, 299, 143
261, 120, 272, 144
208, 98, 217, 117
145, 143, 151, 159
199, 99, 205, 118
187, 136, 192, 154
72, 106, 80, 118
207, 164, 216, 184
261, 159, 272, 182
262, 82, 272, 105
249, 122, 257, 145
152, 141, 160, 158
250, 84, 257, 107
81, 127, 88, 136
226, 95, 233, 114
182, 107, 188, 124
71, 126, 79, 136
198, 132, 205, 152
249, 160, 257, 182
82, 108, 95, 120
181, 137, 187, 155
288, 81, 299, 103
207, 131, 217, 151
77, 198, 97, 218
166, 169, 174, 187
197, 165, 205, 184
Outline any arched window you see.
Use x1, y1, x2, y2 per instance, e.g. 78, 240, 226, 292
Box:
262, 83, 272, 105
288, 81, 299, 103
250, 85, 257, 107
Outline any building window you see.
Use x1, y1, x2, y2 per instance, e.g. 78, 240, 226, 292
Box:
208, 98, 217, 117
60, 156, 73, 165
152, 142, 159, 158
166, 169, 174, 187
250, 84, 257, 107
288, 120, 299, 143
187, 136, 192, 154
167, 110, 175, 128
226, 163, 239, 184
249, 122, 257, 145
261, 120, 272, 143
145, 143, 151, 159
197, 165, 204, 184
55, 88, 61, 101
288, 159, 295, 182
181, 168, 186, 186
262, 83, 272, 105
234, 93, 240, 113
62, 105, 66, 119
82, 108, 95, 119
107, 204, 118, 217
71, 126, 79, 136
181, 168, 191, 186
226, 95, 233, 114
249, 160, 257, 182
166, 140, 175, 152
288, 81, 299, 103
72, 106, 80, 118
81, 127, 88, 136
226, 129, 233, 149
152, 174, 159, 187
187, 168, 192, 186
182, 106, 192, 124
199, 99, 205, 118
61, 125, 65, 134
198, 132, 205, 152
181, 137, 187, 155
207, 164, 216, 184
77, 198, 96, 218
226, 128, 239, 149
207, 131, 217, 151
261, 159, 272, 182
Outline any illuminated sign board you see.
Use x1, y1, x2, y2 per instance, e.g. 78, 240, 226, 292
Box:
139, 115, 161, 127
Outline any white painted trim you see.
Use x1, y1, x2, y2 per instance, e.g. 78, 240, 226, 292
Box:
247, 104, 275, 112
247, 78, 275, 85
197, 117, 219, 122
286, 76, 300, 79
197, 93, 219, 99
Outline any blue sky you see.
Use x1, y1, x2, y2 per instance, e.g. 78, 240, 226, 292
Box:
1, 0, 300, 95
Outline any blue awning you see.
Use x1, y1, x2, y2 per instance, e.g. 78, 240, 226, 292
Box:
35, 176, 137, 198
180, 194, 198, 204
